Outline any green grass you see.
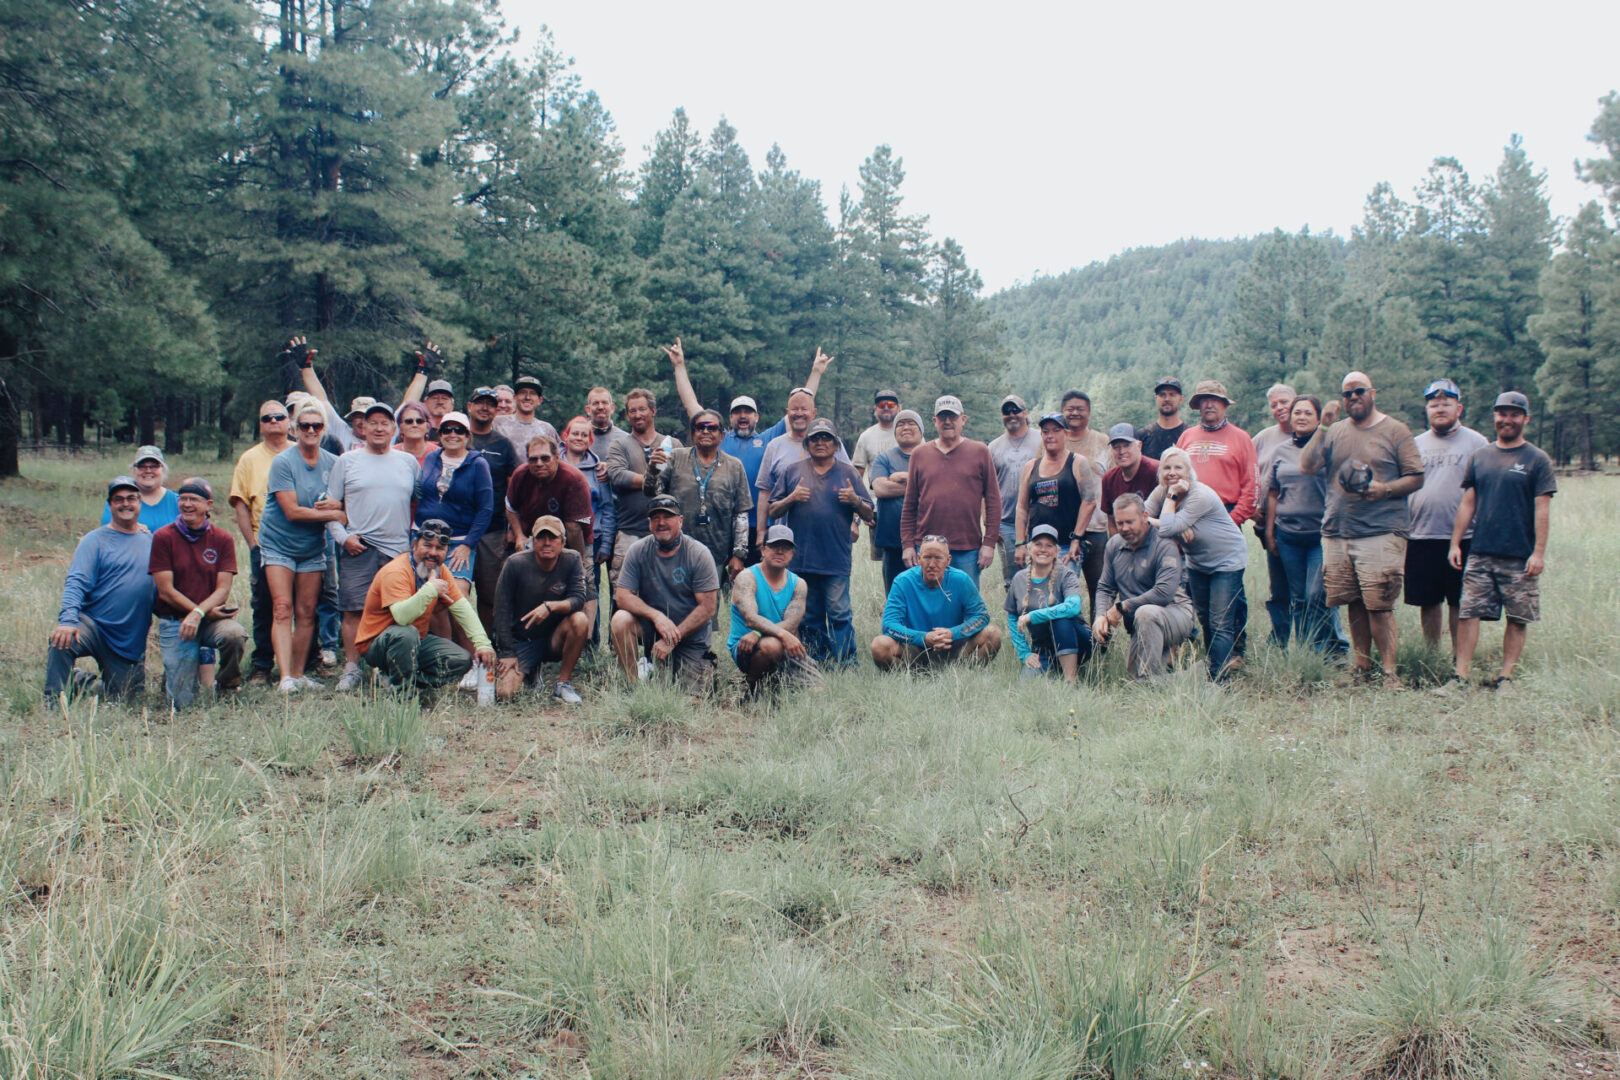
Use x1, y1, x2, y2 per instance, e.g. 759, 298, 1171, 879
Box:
1, 450, 1617, 1077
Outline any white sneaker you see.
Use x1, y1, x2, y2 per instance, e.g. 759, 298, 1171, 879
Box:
297, 675, 323, 690
459, 669, 478, 690
278, 676, 301, 694
636, 657, 654, 682
553, 680, 582, 704
335, 665, 363, 692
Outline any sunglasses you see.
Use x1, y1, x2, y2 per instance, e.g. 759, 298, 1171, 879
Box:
439, 427, 468, 437
260, 413, 288, 423
297, 421, 325, 432
400, 417, 429, 425
920, 534, 950, 546
1002, 407, 1025, 416
693, 422, 721, 432
528, 454, 554, 464
1341, 387, 1371, 400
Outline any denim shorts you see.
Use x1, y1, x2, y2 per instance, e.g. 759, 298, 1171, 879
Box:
259, 547, 327, 573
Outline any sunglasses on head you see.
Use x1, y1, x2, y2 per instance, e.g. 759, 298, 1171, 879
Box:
528, 454, 553, 464
1341, 387, 1370, 400
261, 413, 288, 423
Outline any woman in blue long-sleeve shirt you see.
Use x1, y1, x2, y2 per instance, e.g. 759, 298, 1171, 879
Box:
415, 411, 493, 590
1004, 524, 1092, 684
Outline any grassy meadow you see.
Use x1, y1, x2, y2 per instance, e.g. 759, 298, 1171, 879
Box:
2, 449, 1619, 1079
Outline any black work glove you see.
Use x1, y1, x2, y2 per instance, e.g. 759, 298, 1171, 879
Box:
413, 342, 441, 375
279, 336, 316, 369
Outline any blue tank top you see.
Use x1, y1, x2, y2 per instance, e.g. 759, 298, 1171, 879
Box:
728, 564, 798, 653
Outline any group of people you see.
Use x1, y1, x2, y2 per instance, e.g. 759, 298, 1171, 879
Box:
44, 334, 1556, 707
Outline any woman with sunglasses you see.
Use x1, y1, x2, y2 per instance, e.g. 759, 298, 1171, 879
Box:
563, 416, 616, 638
395, 401, 438, 464
1264, 396, 1347, 654
258, 404, 344, 692
414, 410, 494, 605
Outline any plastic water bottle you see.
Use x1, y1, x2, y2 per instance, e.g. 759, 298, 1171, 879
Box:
656, 435, 674, 473
473, 660, 494, 706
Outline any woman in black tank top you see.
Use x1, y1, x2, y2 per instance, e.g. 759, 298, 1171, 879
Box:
1028, 452, 1083, 538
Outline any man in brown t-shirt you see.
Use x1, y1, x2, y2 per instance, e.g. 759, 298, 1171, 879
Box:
149, 478, 247, 706
899, 395, 1000, 587
1300, 371, 1425, 686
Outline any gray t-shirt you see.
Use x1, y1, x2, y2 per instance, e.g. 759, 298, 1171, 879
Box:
494, 415, 562, 461
1004, 560, 1086, 618
1267, 441, 1327, 540
1145, 481, 1248, 573
1409, 425, 1489, 540
606, 430, 683, 536
618, 533, 720, 647
259, 445, 338, 560
988, 429, 1042, 526
326, 448, 420, 556
1315, 415, 1425, 539
851, 422, 898, 472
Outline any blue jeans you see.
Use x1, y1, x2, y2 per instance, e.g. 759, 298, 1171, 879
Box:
1028, 615, 1093, 667
949, 549, 981, 587
318, 535, 342, 653
1187, 567, 1246, 680
158, 616, 247, 707
1265, 547, 1292, 647
1274, 533, 1348, 653
43, 614, 145, 704
800, 572, 856, 667
880, 547, 906, 600
999, 522, 1018, 584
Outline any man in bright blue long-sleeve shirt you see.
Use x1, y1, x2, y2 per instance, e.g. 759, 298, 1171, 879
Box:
45, 476, 156, 703
872, 536, 1001, 669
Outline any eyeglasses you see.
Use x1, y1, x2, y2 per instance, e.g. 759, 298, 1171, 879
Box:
439, 427, 468, 437
400, 417, 428, 426
528, 454, 553, 464
693, 422, 721, 432
1341, 387, 1371, 400
297, 421, 325, 432
260, 413, 288, 423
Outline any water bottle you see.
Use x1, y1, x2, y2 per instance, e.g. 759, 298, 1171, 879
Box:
474, 660, 494, 706
656, 435, 674, 473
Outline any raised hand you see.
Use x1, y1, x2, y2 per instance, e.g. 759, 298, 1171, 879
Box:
836, 480, 861, 506
661, 337, 686, 368
811, 346, 833, 375
790, 478, 812, 505
279, 336, 316, 369
414, 342, 442, 374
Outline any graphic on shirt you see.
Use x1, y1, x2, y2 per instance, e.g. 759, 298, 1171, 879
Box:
1033, 476, 1060, 508
203, 548, 218, 564
672, 566, 687, 585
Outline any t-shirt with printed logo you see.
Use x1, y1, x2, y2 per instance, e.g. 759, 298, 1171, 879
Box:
148, 522, 239, 618
1460, 442, 1557, 560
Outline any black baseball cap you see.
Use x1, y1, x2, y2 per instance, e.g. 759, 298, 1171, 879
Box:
1155, 377, 1182, 394
647, 494, 682, 517
874, 388, 900, 404
513, 375, 543, 394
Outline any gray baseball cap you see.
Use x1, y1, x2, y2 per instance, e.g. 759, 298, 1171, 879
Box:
424, 379, 454, 398
764, 524, 796, 546
934, 395, 965, 416
106, 475, 139, 501
1493, 390, 1530, 412
1029, 524, 1061, 543
1108, 422, 1139, 444
805, 418, 839, 441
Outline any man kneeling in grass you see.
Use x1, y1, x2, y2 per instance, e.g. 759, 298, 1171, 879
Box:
1005, 524, 1092, 684
492, 515, 590, 704
871, 535, 1001, 669
728, 525, 824, 695
1092, 494, 1198, 679
354, 518, 496, 693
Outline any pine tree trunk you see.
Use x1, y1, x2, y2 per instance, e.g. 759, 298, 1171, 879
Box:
1581, 413, 1594, 472
0, 375, 20, 477
68, 394, 86, 450
165, 395, 186, 456
138, 405, 156, 447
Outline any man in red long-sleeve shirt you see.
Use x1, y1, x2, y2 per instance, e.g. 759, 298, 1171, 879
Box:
900, 396, 1000, 587
1176, 380, 1257, 527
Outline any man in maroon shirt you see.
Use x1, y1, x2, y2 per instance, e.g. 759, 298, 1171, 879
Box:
505, 434, 595, 560
899, 395, 1000, 586
1101, 423, 1160, 534
149, 477, 246, 706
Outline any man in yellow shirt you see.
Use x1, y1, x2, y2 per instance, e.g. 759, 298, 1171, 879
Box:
229, 401, 291, 684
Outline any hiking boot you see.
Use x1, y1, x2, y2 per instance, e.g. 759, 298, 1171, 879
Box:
335, 665, 364, 692
248, 668, 272, 687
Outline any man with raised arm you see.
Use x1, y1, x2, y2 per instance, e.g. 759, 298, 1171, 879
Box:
1299, 370, 1425, 687
871, 535, 1002, 669
1092, 494, 1199, 679
286, 334, 432, 453
44, 476, 156, 704
728, 525, 823, 694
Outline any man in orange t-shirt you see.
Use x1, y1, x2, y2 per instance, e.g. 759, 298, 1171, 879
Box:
357, 519, 496, 690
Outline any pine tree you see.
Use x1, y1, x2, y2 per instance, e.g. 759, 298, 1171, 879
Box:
1479, 136, 1554, 397
1225, 227, 1343, 411
1530, 203, 1620, 468
914, 239, 1007, 426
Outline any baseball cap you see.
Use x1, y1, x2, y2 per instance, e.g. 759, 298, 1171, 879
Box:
345, 396, 377, 418
1154, 377, 1183, 394
874, 388, 900, 404
894, 409, 923, 428
364, 400, 395, 418
437, 410, 471, 433
1493, 390, 1530, 412
416, 518, 453, 543
805, 418, 839, 440
1108, 422, 1139, 444
177, 477, 213, 500
513, 375, 543, 394
106, 475, 139, 501
730, 395, 758, 413
1029, 523, 1061, 543
469, 386, 499, 403
1000, 394, 1028, 413
764, 524, 796, 546
132, 445, 165, 467
1037, 412, 1065, 428
1424, 378, 1461, 400
647, 494, 682, 517
424, 379, 454, 398
531, 515, 564, 538
934, 395, 964, 416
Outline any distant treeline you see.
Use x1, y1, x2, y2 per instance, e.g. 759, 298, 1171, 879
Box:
0, 0, 1006, 475
990, 100, 1620, 467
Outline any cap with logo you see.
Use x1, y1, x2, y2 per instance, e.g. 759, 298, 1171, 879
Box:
729, 395, 758, 413
1000, 394, 1028, 413
177, 477, 214, 500
106, 475, 140, 501
424, 379, 454, 398
1424, 378, 1461, 400
1188, 379, 1232, 407
1038, 412, 1065, 429
1493, 390, 1530, 413
132, 444, 165, 467
805, 418, 839, 440
345, 396, 378, 418
416, 518, 454, 542
874, 388, 900, 404
647, 493, 682, 517
1108, 422, 1139, 443
469, 386, 500, 403
764, 524, 796, 546
531, 515, 564, 538
1154, 377, 1183, 394
894, 409, 923, 429
934, 395, 965, 416
1029, 523, 1061, 544
513, 375, 544, 394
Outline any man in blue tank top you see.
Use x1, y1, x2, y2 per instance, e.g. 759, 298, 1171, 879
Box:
727, 525, 823, 695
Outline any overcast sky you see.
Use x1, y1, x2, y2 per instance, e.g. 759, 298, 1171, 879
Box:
501, 0, 1616, 294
